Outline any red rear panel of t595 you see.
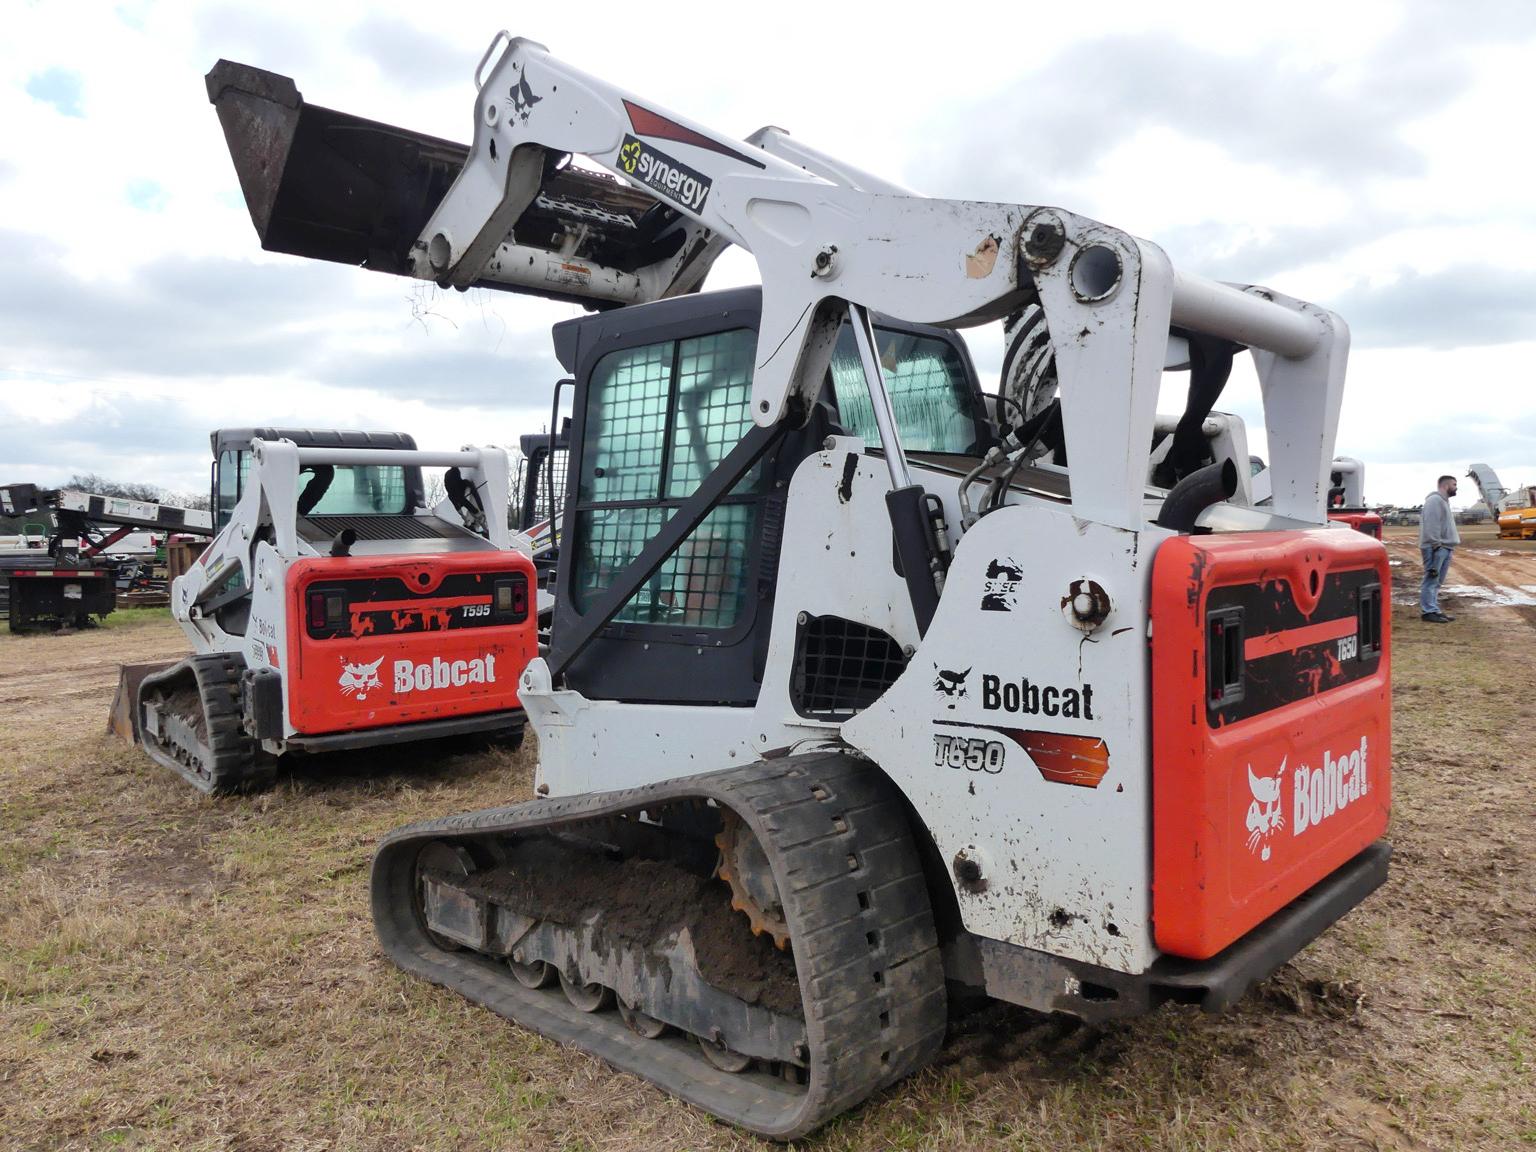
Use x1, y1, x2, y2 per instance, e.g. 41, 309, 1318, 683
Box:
1150, 528, 1392, 960
284, 551, 537, 736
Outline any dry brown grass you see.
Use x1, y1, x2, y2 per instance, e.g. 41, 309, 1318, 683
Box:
2, 568, 1534, 1151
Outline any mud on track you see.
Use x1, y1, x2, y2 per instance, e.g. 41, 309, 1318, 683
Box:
1, 593, 1533, 1150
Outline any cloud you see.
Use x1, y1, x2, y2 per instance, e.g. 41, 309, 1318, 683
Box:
1375, 416, 1536, 466
318, 338, 561, 408
1152, 215, 1402, 286
0, 230, 572, 413
1332, 266, 1536, 350
193, 4, 317, 77
126, 179, 168, 212
348, 14, 469, 89
915, 34, 1467, 200
0, 230, 339, 379
0, 396, 218, 495
25, 67, 84, 118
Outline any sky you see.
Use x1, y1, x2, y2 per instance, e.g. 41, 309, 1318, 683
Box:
1, 0, 1533, 509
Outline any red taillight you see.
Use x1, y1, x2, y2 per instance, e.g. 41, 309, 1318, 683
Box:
308, 590, 327, 629
493, 574, 529, 621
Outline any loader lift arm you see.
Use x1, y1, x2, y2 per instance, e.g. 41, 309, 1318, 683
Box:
208, 38, 1350, 532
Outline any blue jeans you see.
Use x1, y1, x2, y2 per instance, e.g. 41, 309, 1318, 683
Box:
1420, 545, 1453, 614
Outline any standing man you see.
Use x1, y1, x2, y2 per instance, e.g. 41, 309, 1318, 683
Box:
1420, 474, 1460, 623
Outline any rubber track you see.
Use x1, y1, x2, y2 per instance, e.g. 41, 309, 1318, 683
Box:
138, 653, 275, 794
372, 751, 947, 1140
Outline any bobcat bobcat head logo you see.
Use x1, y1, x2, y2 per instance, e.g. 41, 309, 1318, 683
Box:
1245, 759, 1286, 861
510, 73, 542, 124
933, 665, 971, 710
338, 656, 384, 701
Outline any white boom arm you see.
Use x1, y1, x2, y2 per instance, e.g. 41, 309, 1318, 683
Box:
409, 35, 1348, 529
1466, 463, 1509, 515
1330, 456, 1366, 507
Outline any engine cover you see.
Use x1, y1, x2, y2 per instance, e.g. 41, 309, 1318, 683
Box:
1150, 528, 1391, 959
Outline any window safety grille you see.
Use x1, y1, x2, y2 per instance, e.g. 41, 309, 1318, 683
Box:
790, 614, 910, 720
573, 329, 761, 631
516, 445, 569, 530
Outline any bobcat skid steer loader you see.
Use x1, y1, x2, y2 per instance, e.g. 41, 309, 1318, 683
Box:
209, 40, 1392, 1137
137, 428, 537, 793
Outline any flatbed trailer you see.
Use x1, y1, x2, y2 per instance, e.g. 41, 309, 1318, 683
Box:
0, 484, 213, 631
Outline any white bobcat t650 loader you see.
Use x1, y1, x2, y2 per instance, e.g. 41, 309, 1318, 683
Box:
208, 39, 1392, 1138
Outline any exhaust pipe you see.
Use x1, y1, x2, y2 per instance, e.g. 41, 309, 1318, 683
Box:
1156, 458, 1239, 533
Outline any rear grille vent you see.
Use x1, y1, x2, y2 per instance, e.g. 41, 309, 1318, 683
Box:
301, 514, 467, 541
790, 614, 909, 721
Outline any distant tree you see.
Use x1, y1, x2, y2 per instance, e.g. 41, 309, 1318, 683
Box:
67, 473, 167, 503
423, 471, 446, 509
65, 474, 209, 509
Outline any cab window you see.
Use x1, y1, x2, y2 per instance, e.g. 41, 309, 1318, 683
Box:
573, 328, 759, 630
828, 323, 984, 454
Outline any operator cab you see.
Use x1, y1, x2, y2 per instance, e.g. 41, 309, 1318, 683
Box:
548, 286, 987, 706
211, 428, 426, 535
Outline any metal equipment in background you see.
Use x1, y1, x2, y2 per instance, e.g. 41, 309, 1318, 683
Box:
0, 483, 213, 632
1326, 457, 1383, 538
1467, 463, 1536, 539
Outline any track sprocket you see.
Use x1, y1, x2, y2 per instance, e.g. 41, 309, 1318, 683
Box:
715, 809, 790, 950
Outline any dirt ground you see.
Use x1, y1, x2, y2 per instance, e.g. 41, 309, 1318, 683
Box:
2, 537, 1533, 1151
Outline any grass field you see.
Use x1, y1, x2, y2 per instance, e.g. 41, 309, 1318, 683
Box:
1, 527, 1532, 1150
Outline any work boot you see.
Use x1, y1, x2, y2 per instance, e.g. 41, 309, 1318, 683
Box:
1421, 611, 1452, 623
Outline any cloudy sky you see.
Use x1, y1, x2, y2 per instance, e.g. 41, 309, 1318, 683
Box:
2, 0, 1533, 508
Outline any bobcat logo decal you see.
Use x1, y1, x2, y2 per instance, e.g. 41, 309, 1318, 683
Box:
338, 656, 384, 701
509, 72, 542, 124
933, 665, 971, 711
1245, 759, 1286, 861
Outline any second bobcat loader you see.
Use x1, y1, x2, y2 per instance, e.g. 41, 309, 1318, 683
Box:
210, 40, 1393, 1138
135, 428, 537, 793
1326, 457, 1383, 538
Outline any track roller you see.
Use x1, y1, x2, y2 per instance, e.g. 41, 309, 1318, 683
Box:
699, 1033, 753, 1073
509, 957, 555, 988
559, 971, 615, 1013
618, 999, 668, 1039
